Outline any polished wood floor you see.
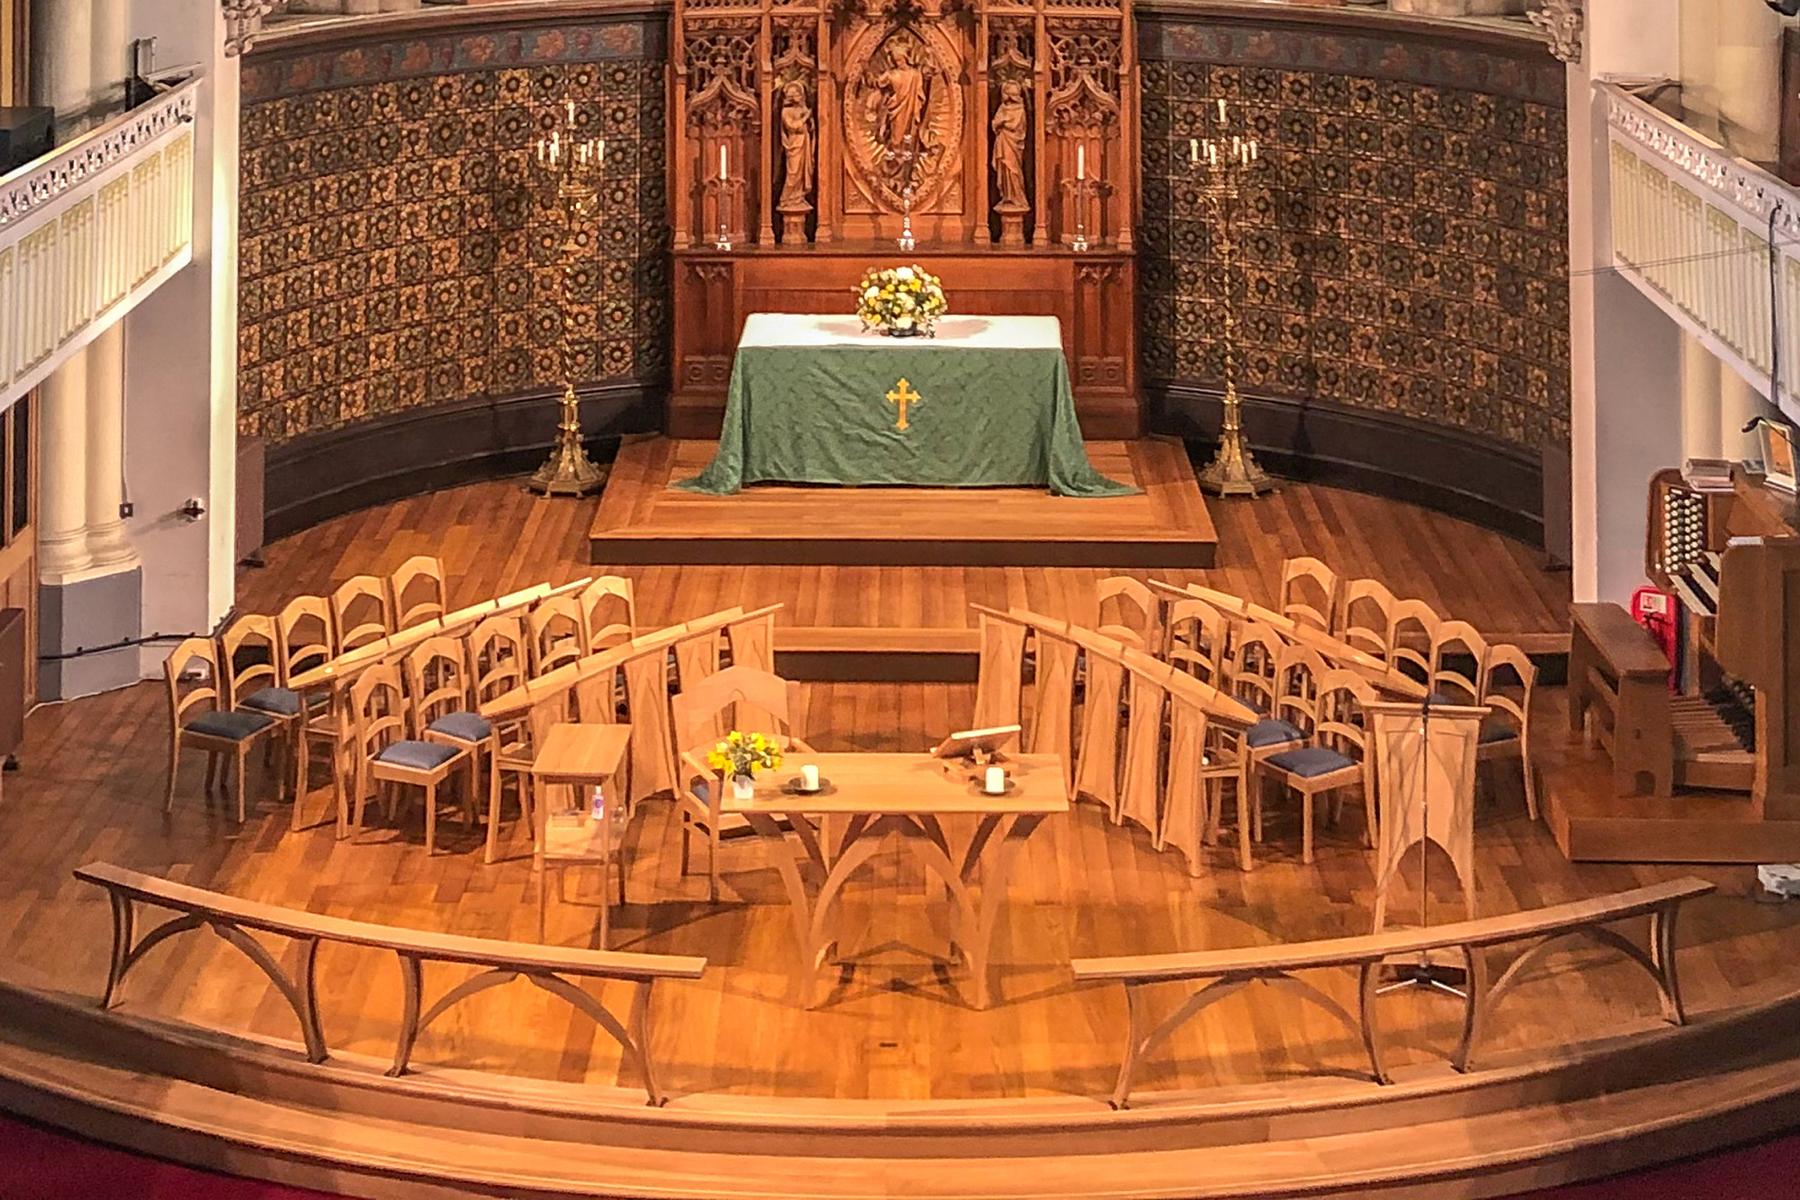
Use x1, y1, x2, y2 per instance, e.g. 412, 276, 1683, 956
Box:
590, 436, 1219, 567
8, 474, 1774, 1110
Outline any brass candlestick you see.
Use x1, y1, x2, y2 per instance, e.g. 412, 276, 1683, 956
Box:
1192, 110, 1274, 498
527, 101, 607, 498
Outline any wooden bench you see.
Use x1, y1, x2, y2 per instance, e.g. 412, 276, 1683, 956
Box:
74, 861, 706, 1105
1568, 601, 1675, 797
1072, 877, 1713, 1108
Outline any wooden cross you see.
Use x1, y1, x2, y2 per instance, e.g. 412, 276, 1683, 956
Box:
885, 377, 921, 431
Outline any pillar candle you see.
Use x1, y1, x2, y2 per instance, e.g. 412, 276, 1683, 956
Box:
801, 764, 820, 791
984, 765, 1006, 794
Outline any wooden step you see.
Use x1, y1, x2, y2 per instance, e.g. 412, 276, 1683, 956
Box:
5, 976, 1800, 1198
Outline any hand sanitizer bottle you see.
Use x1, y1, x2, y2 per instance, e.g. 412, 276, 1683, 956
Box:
591, 784, 605, 823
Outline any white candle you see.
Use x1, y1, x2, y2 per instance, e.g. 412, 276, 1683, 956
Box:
984, 765, 1005, 794
719, 143, 728, 181
1077, 142, 1086, 180
1217, 98, 1227, 121
801, 764, 820, 791
1189, 137, 1199, 164
566, 99, 576, 124
598, 137, 606, 165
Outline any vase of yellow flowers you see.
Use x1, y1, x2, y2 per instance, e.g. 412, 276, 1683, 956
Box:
708, 730, 784, 801
854, 264, 948, 337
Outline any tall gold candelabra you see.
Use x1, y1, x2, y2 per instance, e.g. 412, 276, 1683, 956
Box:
1191, 104, 1274, 498
527, 101, 607, 498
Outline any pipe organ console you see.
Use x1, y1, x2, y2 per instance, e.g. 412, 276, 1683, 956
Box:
1636, 467, 1800, 817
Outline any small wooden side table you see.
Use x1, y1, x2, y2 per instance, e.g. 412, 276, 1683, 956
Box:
530, 722, 633, 944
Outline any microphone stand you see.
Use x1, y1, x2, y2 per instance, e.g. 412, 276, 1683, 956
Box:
1377, 687, 1467, 997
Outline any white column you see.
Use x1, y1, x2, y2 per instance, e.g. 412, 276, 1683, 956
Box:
91, 0, 129, 117
37, 360, 94, 583
83, 325, 137, 569
31, 0, 97, 586
29, 0, 93, 132
1680, 333, 1722, 462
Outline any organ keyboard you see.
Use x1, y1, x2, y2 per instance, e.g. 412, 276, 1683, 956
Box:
1634, 467, 1800, 815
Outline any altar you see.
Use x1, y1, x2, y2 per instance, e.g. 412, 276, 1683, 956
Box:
676, 313, 1132, 497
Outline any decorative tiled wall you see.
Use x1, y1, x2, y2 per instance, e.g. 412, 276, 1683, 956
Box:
1138, 17, 1570, 450
237, 17, 669, 445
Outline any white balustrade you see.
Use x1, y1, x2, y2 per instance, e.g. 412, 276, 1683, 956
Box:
0, 77, 198, 413
1605, 82, 1800, 419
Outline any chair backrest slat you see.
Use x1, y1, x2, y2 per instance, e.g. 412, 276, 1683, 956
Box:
388, 555, 447, 631
332, 575, 394, 653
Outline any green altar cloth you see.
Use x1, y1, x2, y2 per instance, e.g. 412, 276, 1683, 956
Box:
676, 313, 1133, 497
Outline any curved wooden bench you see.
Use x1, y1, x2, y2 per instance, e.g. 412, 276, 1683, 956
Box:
74, 861, 706, 1105
1072, 877, 1713, 1108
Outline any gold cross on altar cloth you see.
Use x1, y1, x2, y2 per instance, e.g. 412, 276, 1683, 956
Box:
886, 378, 922, 431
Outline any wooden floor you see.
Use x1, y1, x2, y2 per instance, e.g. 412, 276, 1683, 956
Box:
590, 436, 1220, 567
1, 471, 1785, 1123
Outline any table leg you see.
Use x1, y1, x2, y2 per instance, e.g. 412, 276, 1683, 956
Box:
964, 812, 1049, 1010
598, 777, 612, 949
742, 810, 826, 1004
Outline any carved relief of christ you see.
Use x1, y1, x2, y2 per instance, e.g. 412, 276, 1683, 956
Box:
864, 37, 929, 168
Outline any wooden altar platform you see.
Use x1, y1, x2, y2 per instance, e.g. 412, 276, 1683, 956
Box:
589, 435, 1217, 568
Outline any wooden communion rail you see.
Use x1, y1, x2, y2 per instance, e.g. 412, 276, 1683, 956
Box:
1073, 877, 1714, 1108
73, 862, 706, 1105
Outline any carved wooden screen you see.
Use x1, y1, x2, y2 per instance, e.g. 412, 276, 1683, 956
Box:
670, 0, 1137, 249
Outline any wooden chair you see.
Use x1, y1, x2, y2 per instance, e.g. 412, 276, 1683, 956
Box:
1254, 669, 1377, 864
1479, 644, 1539, 820
495, 692, 568, 863
388, 555, 447, 631
1279, 556, 1341, 633
1388, 598, 1442, 688
468, 614, 533, 862
218, 613, 305, 826
331, 575, 393, 653
1339, 578, 1398, 663
278, 595, 351, 825
1430, 620, 1492, 706
1243, 642, 1330, 844
1096, 576, 1160, 650
581, 576, 638, 652
528, 595, 586, 677
1224, 619, 1287, 716
348, 662, 474, 855
406, 635, 495, 848
1164, 598, 1228, 687
163, 637, 281, 822
671, 665, 814, 901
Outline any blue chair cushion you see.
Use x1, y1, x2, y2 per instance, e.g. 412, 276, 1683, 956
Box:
185, 709, 276, 741
375, 740, 461, 771
1245, 718, 1305, 749
240, 686, 301, 717
428, 711, 492, 742
1265, 746, 1358, 779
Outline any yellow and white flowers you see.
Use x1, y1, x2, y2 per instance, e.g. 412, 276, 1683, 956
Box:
854, 264, 948, 336
707, 730, 783, 780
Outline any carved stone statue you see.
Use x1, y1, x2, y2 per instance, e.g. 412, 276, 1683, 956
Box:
991, 79, 1028, 212
777, 81, 815, 211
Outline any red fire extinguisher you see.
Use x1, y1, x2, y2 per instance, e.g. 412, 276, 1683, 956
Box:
1631, 587, 1678, 689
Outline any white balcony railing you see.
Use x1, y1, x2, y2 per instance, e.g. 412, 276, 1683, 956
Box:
0, 77, 199, 412
1605, 82, 1800, 423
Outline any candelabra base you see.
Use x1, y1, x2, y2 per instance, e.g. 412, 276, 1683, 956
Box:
1196, 436, 1275, 497
529, 384, 607, 498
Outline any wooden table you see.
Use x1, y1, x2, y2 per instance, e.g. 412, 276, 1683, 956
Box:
722, 751, 1068, 1009
530, 722, 633, 944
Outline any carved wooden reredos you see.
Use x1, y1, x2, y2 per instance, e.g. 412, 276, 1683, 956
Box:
670, 0, 1137, 249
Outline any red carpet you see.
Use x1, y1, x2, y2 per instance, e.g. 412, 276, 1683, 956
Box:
0, 1111, 1793, 1198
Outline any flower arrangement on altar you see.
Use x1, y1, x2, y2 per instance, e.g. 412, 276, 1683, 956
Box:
707, 730, 784, 782
854, 265, 948, 337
